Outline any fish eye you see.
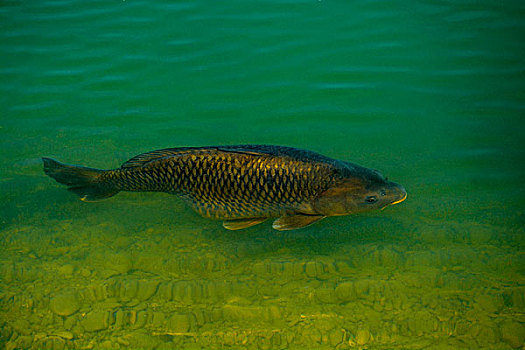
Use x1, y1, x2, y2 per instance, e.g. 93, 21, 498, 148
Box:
380, 190, 386, 196
365, 196, 378, 203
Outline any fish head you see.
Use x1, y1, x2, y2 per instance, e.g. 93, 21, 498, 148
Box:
313, 170, 407, 216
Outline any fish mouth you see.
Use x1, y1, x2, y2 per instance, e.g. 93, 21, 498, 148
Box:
390, 192, 407, 206
382, 184, 407, 210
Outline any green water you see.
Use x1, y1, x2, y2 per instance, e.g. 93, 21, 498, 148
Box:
1, 0, 524, 349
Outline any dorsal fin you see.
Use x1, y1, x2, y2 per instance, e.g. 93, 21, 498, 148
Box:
120, 145, 339, 169
120, 148, 193, 168
120, 146, 272, 169
216, 147, 268, 157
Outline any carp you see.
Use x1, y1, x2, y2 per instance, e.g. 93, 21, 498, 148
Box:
42, 145, 406, 230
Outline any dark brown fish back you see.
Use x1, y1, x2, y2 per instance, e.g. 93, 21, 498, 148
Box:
102, 146, 342, 219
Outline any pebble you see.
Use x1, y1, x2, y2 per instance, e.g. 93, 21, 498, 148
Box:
122, 330, 161, 349
58, 264, 74, 277
354, 279, 370, 297
15, 335, 33, 349
335, 282, 355, 302
167, 314, 190, 333
11, 318, 31, 335
303, 327, 321, 344
49, 291, 80, 317
316, 287, 336, 304
63, 317, 76, 331
470, 321, 500, 345
53, 330, 74, 340
81, 310, 109, 332
150, 311, 166, 328
104, 253, 132, 275
33, 336, 66, 350
408, 310, 438, 336
99, 340, 116, 349
355, 329, 371, 345
475, 294, 504, 313
334, 260, 353, 275
304, 261, 317, 277
136, 280, 160, 301
328, 329, 344, 347
223, 304, 263, 321
501, 321, 524, 348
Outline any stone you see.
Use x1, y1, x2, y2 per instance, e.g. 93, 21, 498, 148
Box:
150, 312, 166, 328
15, 335, 33, 349
122, 330, 161, 349
167, 314, 190, 333
136, 280, 160, 301
99, 340, 116, 349
408, 310, 438, 336
303, 327, 321, 344
354, 279, 370, 298
58, 264, 74, 277
511, 288, 525, 309
328, 329, 344, 347
333, 260, 353, 275
11, 318, 31, 335
475, 294, 504, 313
133, 311, 148, 329
33, 336, 66, 350
50, 291, 80, 317
122, 279, 139, 299
53, 331, 73, 340
223, 304, 263, 321
316, 287, 336, 304
355, 329, 371, 345
335, 282, 355, 302
81, 310, 109, 332
104, 253, 132, 275
305, 262, 317, 278
468, 224, 494, 244
265, 305, 281, 321
114, 310, 125, 328
470, 322, 500, 345
63, 316, 76, 331
501, 321, 524, 348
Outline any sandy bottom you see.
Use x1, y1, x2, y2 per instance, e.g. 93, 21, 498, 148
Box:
0, 207, 523, 349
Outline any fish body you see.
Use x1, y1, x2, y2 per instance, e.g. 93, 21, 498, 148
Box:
42, 145, 406, 230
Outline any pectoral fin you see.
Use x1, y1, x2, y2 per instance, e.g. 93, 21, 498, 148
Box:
272, 215, 326, 231
223, 218, 268, 230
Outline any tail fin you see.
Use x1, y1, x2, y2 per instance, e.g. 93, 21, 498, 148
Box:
42, 157, 119, 201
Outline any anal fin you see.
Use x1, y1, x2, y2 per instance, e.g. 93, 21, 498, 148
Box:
223, 218, 268, 230
272, 215, 325, 231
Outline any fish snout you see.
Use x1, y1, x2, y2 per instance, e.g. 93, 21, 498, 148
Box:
390, 183, 407, 206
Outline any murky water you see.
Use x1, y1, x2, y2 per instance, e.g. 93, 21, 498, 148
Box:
1, 0, 524, 349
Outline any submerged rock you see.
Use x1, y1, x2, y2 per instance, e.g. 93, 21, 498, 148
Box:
475, 294, 504, 314
11, 318, 31, 336
501, 321, 524, 348
136, 279, 160, 301
49, 291, 80, 317
335, 282, 355, 303
355, 328, 371, 345
166, 314, 190, 333
81, 310, 109, 332
328, 328, 344, 347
